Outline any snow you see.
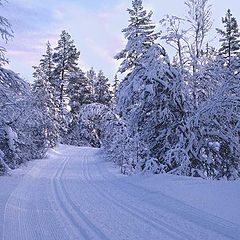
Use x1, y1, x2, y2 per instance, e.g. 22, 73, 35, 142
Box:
0, 145, 239, 240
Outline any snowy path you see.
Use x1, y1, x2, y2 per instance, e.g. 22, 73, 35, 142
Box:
1, 145, 240, 240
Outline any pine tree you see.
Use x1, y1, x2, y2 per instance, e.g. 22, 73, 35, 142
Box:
87, 67, 97, 101
94, 70, 112, 106
115, 0, 160, 73
112, 74, 120, 104
216, 9, 240, 66
65, 70, 93, 145
53, 30, 80, 138
67, 70, 93, 119
32, 42, 58, 147
117, 44, 185, 172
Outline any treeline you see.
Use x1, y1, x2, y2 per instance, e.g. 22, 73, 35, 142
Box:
0, 24, 114, 173
31, 31, 113, 147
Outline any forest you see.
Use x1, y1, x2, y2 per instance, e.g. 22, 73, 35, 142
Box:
1, 0, 240, 180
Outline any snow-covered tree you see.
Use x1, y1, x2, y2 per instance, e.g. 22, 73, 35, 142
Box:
112, 74, 120, 106
160, 0, 213, 109
53, 31, 80, 133
117, 44, 186, 173
175, 72, 240, 179
87, 67, 97, 100
216, 9, 240, 66
67, 70, 93, 118
32, 42, 59, 147
160, 15, 188, 71
115, 0, 160, 73
94, 70, 112, 106
185, 0, 212, 73
65, 70, 93, 145
0, 68, 46, 174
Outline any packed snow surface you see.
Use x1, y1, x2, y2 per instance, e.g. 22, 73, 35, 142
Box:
0, 145, 240, 240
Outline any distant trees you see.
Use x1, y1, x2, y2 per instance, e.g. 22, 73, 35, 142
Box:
94, 70, 112, 106
32, 31, 112, 147
216, 9, 240, 67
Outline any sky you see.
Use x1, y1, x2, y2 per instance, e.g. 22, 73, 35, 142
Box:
1, 0, 240, 82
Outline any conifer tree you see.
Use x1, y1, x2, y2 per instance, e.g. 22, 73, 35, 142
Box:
115, 0, 160, 73
112, 74, 120, 105
32, 42, 58, 147
87, 67, 97, 101
66, 70, 93, 120
53, 31, 80, 114
216, 9, 240, 66
94, 70, 112, 106
53, 30, 80, 138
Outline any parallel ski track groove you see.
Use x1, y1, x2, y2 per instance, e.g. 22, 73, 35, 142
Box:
53, 156, 111, 240
83, 155, 196, 240
52, 157, 90, 240
96, 155, 240, 240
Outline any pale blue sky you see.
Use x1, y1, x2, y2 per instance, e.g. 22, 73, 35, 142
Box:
1, 0, 240, 82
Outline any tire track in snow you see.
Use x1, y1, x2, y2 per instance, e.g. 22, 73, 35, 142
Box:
83, 155, 196, 240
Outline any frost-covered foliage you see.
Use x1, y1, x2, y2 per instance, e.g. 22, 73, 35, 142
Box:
32, 41, 59, 148
0, 68, 47, 174
0, 0, 13, 66
79, 103, 137, 174
117, 44, 185, 174
115, 0, 160, 73
170, 74, 240, 179
52, 30, 80, 139
112, 1, 240, 180
94, 70, 112, 106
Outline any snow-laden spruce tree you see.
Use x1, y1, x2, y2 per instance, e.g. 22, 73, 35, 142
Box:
67, 70, 93, 119
79, 103, 135, 174
94, 70, 112, 106
32, 42, 59, 147
216, 9, 240, 67
53, 30, 80, 138
87, 67, 97, 100
112, 74, 120, 107
115, 0, 160, 73
65, 70, 94, 145
117, 43, 186, 173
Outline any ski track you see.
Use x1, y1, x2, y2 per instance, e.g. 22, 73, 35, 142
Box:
93, 153, 240, 240
82, 155, 194, 240
2, 145, 240, 240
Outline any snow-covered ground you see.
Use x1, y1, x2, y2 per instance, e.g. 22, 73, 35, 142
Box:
0, 145, 240, 240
